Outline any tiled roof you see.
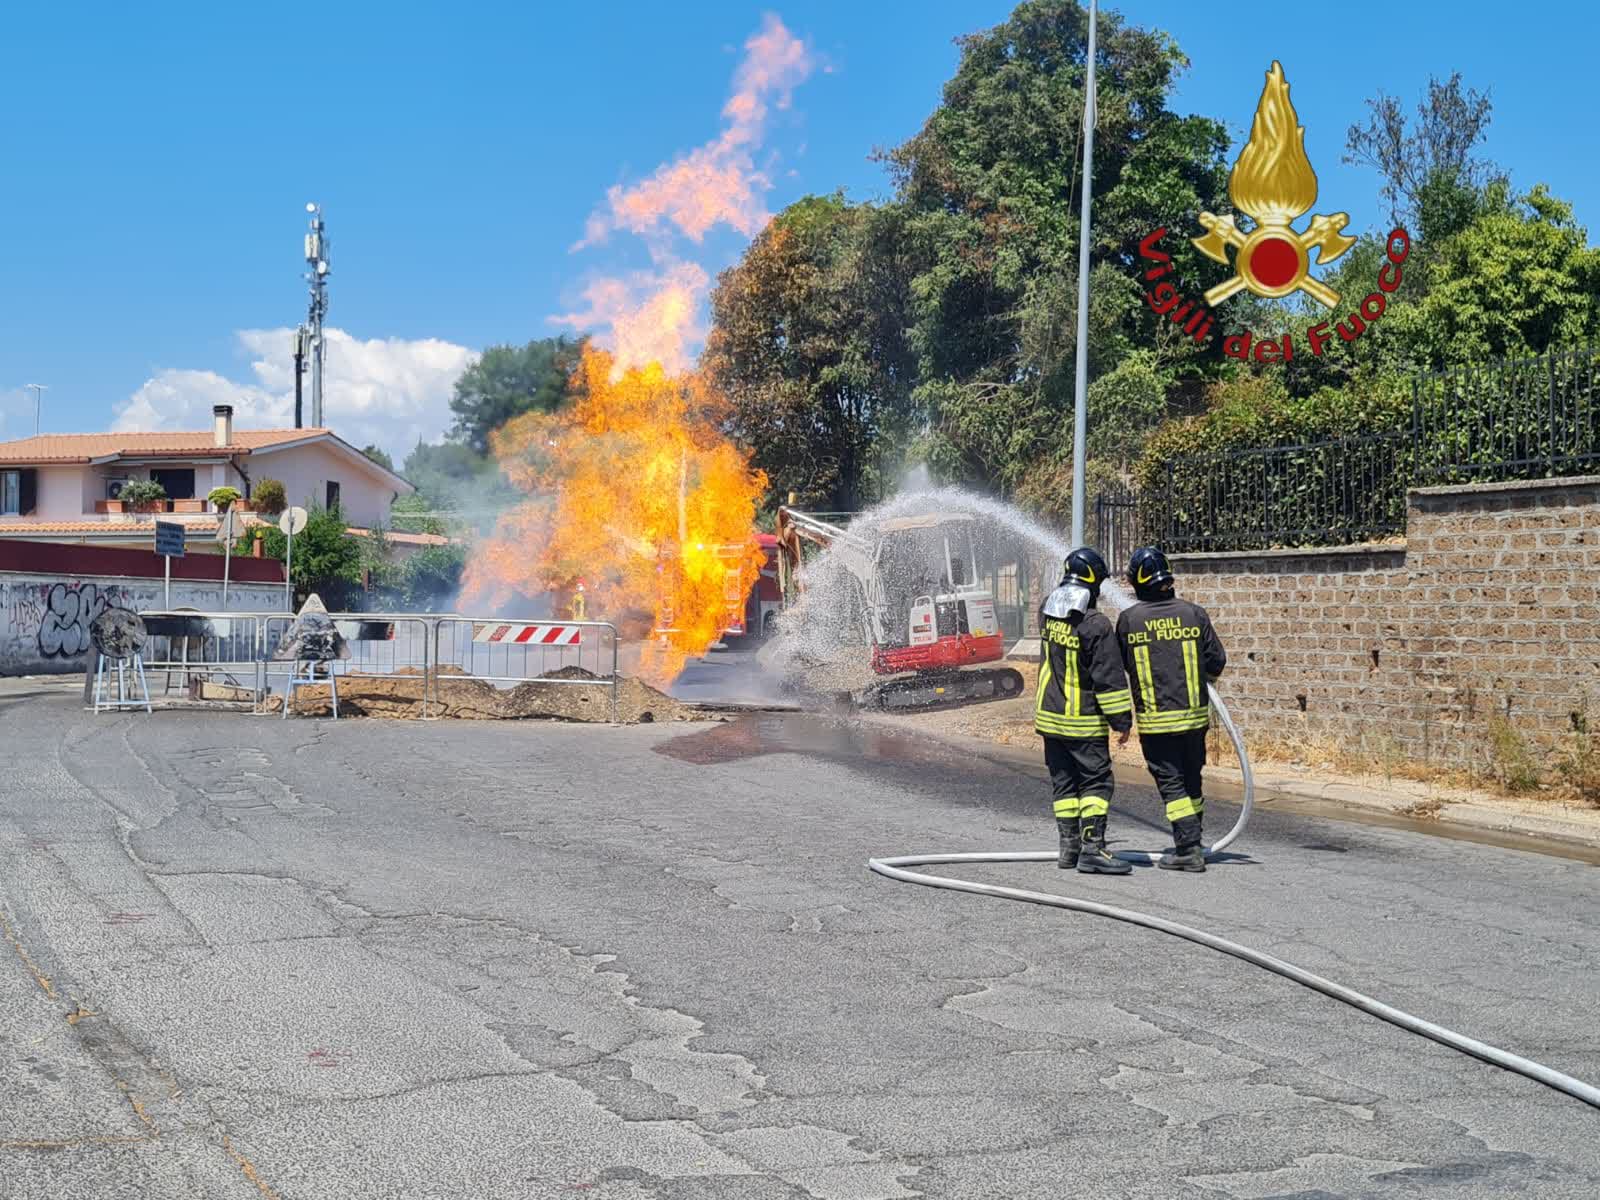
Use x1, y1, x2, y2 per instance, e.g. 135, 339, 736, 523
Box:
0, 518, 223, 535
0, 429, 330, 464
347, 526, 455, 546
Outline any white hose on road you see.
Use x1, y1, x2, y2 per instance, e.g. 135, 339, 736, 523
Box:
868, 684, 1600, 1111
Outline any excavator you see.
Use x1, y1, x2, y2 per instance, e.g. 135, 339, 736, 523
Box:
774, 505, 1026, 709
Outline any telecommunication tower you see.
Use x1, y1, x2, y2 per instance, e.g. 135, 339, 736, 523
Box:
303, 203, 330, 428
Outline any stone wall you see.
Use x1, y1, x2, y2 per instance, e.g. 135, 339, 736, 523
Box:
1170, 476, 1600, 770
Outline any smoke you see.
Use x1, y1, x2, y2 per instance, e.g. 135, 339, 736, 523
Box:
555, 14, 815, 374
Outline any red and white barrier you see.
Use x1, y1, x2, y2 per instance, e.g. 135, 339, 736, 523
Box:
470, 622, 583, 646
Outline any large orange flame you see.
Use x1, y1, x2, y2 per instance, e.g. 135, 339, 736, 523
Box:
462, 345, 767, 684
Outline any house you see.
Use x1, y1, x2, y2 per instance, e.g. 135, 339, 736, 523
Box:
0, 405, 413, 551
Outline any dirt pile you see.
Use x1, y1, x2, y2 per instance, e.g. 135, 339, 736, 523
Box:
268, 666, 691, 724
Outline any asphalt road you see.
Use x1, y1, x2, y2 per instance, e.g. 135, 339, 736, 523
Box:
2, 675, 1599, 1199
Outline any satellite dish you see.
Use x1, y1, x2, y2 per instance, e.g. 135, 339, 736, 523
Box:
278, 506, 308, 536
91, 608, 147, 661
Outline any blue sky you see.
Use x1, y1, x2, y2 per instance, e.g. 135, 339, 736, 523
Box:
1, 1, 1595, 457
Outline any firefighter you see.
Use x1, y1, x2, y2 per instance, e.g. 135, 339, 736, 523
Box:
1116, 547, 1228, 873
1035, 547, 1135, 875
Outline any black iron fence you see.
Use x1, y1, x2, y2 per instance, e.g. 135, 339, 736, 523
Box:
1093, 487, 1140, 567
1414, 345, 1600, 484
1139, 344, 1598, 553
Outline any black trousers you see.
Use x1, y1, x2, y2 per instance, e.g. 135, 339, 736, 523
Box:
1043, 736, 1112, 821
1140, 729, 1207, 824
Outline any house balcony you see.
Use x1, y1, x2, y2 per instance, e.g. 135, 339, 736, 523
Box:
92, 499, 256, 516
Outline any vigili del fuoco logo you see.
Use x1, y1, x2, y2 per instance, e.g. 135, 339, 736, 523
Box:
1138, 61, 1412, 364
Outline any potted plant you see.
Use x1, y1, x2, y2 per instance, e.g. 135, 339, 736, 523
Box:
208, 485, 242, 512
118, 479, 168, 514
252, 478, 287, 517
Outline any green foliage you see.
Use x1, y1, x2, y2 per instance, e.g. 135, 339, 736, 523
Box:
207, 485, 241, 510
707, 194, 918, 511
1486, 712, 1541, 794
400, 440, 517, 524
252, 478, 287, 516
1386, 186, 1600, 368
884, 0, 1231, 490
118, 479, 166, 506
449, 336, 585, 455
238, 505, 361, 603
1086, 350, 1169, 466
389, 492, 447, 536
399, 544, 467, 611
361, 444, 395, 472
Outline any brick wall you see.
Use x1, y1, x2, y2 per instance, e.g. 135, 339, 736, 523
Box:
1169, 476, 1600, 769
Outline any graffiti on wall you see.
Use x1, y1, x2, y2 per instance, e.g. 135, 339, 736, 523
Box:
38, 583, 121, 658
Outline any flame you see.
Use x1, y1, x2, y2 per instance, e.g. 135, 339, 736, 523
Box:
575, 15, 813, 248
1229, 61, 1318, 226
462, 345, 767, 684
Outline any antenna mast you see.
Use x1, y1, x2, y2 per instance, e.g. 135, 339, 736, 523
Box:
303, 203, 330, 428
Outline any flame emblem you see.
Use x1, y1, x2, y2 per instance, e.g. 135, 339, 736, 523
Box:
1193, 62, 1354, 308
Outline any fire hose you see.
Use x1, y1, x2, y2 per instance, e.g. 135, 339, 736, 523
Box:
869, 683, 1600, 1110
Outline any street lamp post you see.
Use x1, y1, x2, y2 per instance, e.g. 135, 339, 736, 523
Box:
1068, 0, 1098, 550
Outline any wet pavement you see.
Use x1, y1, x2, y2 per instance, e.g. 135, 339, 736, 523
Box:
3, 675, 1599, 1198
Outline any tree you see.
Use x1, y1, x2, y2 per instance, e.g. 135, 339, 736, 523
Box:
883, 0, 1230, 491
400, 439, 518, 527
239, 505, 363, 605
705, 195, 917, 511
1344, 72, 1498, 231
361, 444, 394, 472
1385, 185, 1600, 367
449, 336, 586, 454
401, 544, 467, 610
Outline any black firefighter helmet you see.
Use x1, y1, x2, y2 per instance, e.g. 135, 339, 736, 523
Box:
1128, 546, 1175, 598
1062, 546, 1109, 596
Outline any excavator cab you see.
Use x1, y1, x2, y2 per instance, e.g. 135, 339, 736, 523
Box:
775, 506, 1020, 706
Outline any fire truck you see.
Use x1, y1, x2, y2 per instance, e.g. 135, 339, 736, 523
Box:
653, 535, 782, 645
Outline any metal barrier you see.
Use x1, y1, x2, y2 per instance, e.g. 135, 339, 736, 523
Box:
129, 609, 622, 722
431, 617, 620, 722
259, 612, 437, 719
137, 610, 274, 710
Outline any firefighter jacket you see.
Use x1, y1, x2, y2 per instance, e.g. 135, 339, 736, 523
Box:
1115, 597, 1227, 734
1034, 608, 1133, 740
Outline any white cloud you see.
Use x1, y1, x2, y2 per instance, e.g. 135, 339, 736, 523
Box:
112, 328, 476, 460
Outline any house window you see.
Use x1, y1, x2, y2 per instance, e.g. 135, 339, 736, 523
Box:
151, 468, 196, 500
1, 468, 34, 515
326, 480, 341, 511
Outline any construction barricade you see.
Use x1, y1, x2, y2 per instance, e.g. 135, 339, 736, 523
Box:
431, 617, 621, 723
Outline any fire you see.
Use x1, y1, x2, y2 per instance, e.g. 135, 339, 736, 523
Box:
462, 345, 767, 684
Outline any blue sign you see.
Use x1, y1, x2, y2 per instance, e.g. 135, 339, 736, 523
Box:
154, 521, 186, 558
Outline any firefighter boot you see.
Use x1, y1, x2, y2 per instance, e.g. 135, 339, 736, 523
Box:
1159, 814, 1206, 873
1055, 818, 1080, 870
1076, 816, 1131, 875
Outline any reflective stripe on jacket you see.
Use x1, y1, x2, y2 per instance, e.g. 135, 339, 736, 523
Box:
1034, 608, 1133, 739
1115, 597, 1226, 734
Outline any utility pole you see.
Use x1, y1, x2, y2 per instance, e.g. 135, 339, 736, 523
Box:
303, 203, 330, 428
292, 326, 307, 428
1068, 0, 1098, 549
25, 384, 46, 437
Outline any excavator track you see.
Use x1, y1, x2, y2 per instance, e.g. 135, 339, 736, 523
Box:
860, 667, 1026, 712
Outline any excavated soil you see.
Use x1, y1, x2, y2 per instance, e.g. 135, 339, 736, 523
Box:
267, 665, 692, 724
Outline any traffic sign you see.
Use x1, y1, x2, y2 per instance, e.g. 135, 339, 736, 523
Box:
278, 506, 308, 536
214, 506, 237, 544
154, 521, 186, 558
